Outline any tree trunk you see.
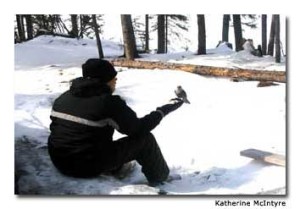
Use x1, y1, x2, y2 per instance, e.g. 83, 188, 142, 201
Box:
14, 31, 19, 43
268, 15, 276, 56
110, 59, 286, 83
92, 15, 104, 59
24, 15, 33, 40
48, 15, 55, 33
222, 15, 230, 42
70, 15, 79, 38
145, 14, 149, 52
121, 15, 139, 60
157, 15, 166, 54
233, 15, 243, 51
16, 15, 25, 42
261, 15, 267, 55
274, 15, 281, 63
79, 15, 84, 38
165, 15, 168, 53
197, 15, 206, 55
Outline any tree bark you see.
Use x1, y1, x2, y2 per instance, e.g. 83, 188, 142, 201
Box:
157, 15, 166, 53
16, 15, 25, 42
110, 59, 286, 83
24, 15, 33, 40
79, 15, 84, 38
233, 15, 243, 51
121, 15, 139, 60
92, 15, 104, 59
274, 15, 281, 63
222, 15, 230, 42
268, 15, 276, 56
145, 14, 149, 52
165, 15, 168, 53
197, 15, 206, 55
261, 15, 267, 55
70, 15, 79, 38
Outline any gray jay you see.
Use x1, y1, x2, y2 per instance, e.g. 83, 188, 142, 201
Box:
175, 85, 190, 104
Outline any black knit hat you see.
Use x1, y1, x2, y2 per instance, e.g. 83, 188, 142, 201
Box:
82, 59, 117, 83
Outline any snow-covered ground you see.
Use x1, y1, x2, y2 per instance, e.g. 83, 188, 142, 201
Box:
14, 35, 286, 195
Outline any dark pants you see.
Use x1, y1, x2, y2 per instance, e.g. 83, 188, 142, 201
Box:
101, 132, 170, 183
50, 133, 169, 183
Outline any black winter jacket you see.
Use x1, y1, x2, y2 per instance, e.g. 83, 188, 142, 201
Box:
48, 77, 163, 177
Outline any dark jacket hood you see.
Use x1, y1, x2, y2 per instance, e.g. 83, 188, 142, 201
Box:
70, 77, 112, 97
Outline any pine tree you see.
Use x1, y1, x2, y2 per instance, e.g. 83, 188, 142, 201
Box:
78, 15, 104, 39
70, 15, 79, 38
261, 15, 267, 55
274, 15, 281, 63
222, 15, 230, 42
157, 15, 166, 53
132, 15, 147, 52
156, 14, 189, 53
92, 15, 104, 59
16, 15, 25, 42
145, 15, 150, 52
121, 15, 139, 60
241, 15, 258, 29
267, 15, 276, 56
233, 15, 243, 51
24, 15, 33, 40
197, 15, 206, 55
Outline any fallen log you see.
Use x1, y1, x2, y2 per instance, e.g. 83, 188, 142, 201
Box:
110, 59, 286, 83
240, 148, 285, 167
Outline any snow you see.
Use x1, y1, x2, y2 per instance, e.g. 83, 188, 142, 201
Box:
14, 35, 286, 195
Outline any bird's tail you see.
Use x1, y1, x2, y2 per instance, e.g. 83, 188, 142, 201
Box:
184, 98, 190, 104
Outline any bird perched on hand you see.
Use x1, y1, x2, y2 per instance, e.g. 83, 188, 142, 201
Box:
175, 85, 190, 104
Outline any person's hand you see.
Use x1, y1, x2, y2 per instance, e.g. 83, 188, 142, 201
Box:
156, 98, 184, 117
